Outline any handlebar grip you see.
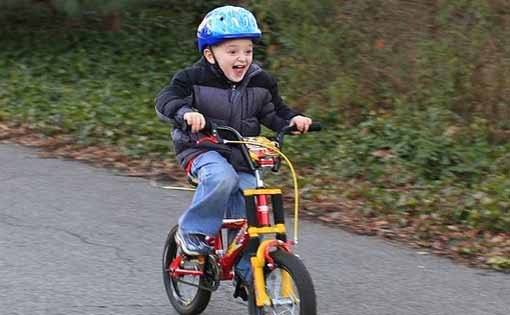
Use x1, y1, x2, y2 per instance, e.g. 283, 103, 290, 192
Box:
284, 122, 322, 134
309, 122, 322, 132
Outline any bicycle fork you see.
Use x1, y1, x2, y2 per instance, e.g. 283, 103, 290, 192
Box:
243, 188, 297, 308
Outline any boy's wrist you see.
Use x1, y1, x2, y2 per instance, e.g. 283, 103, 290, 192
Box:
175, 106, 195, 124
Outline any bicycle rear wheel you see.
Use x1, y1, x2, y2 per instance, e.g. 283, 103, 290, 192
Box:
162, 225, 211, 315
248, 249, 316, 315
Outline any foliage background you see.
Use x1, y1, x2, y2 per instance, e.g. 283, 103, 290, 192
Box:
1, 0, 509, 269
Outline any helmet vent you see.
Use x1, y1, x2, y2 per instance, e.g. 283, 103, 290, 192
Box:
197, 5, 262, 53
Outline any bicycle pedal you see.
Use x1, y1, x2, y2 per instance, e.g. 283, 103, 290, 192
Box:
181, 255, 206, 269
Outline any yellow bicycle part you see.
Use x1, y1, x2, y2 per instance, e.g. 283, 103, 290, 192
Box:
280, 270, 298, 300
248, 224, 286, 237
244, 136, 280, 161
227, 139, 301, 307
243, 188, 282, 196
225, 140, 300, 243
250, 239, 296, 307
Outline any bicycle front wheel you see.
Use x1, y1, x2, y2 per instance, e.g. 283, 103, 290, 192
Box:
248, 249, 317, 315
162, 225, 211, 315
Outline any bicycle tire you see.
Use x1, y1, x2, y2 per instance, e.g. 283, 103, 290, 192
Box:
248, 249, 317, 315
162, 225, 211, 315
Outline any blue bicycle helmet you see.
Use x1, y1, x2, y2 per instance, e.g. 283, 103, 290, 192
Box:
197, 6, 262, 53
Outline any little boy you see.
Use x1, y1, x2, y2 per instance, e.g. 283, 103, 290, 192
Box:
155, 5, 311, 282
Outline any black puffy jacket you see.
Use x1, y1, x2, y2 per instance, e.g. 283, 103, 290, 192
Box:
155, 58, 299, 171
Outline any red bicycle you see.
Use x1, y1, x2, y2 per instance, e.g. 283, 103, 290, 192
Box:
163, 122, 321, 315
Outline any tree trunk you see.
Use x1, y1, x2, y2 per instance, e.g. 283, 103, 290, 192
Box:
104, 11, 121, 32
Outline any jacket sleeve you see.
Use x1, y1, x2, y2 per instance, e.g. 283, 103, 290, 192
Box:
258, 74, 300, 132
155, 69, 194, 126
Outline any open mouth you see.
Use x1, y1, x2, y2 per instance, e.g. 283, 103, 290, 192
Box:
232, 65, 247, 78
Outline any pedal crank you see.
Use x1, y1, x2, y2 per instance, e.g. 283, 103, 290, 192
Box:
172, 277, 217, 292
168, 254, 221, 292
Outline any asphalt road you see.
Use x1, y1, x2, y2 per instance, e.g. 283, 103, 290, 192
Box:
1, 143, 509, 315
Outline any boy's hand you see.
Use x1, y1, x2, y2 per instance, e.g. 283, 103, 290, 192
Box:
183, 112, 206, 133
290, 115, 312, 134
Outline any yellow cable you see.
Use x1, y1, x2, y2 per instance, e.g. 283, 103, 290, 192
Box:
226, 140, 300, 243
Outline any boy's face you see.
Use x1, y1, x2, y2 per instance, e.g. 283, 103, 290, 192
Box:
205, 38, 254, 83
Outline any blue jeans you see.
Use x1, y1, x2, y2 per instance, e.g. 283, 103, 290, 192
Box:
178, 151, 255, 282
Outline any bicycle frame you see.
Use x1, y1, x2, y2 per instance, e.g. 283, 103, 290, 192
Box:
168, 218, 246, 279
168, 123, 321, 308
169, 187, 290, 280
214, 218, 249, 281
168, 188, 295, 308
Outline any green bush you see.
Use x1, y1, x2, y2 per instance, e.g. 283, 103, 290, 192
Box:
1, 2, 509, 233
0, 10, 198, 158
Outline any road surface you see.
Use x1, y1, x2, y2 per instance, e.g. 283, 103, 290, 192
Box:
1, 143, 509, 315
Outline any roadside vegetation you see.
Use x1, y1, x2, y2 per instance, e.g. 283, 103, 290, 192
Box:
1, 0, 509, 270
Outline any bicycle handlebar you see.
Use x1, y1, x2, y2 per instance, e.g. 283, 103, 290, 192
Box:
280, 122, 323, 134
183, 120, 322, 172
272, 122, 322, 171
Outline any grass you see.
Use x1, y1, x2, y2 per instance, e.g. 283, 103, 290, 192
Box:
1, 3, 509, 270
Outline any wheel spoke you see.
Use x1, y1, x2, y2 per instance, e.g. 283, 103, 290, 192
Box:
172, 274, 200, 305
264, 267, 299, 315
249, 250, 316, 315
162, 226, 212, 314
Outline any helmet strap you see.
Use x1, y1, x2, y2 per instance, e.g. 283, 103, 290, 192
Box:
205, 46, 231, 84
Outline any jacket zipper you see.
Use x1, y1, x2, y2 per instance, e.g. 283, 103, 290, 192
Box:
227, 67, 262, 130
230, 84, 238, 103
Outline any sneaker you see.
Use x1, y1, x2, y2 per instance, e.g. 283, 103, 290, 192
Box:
175, 229, 211, 256
233, 275, 249, 301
